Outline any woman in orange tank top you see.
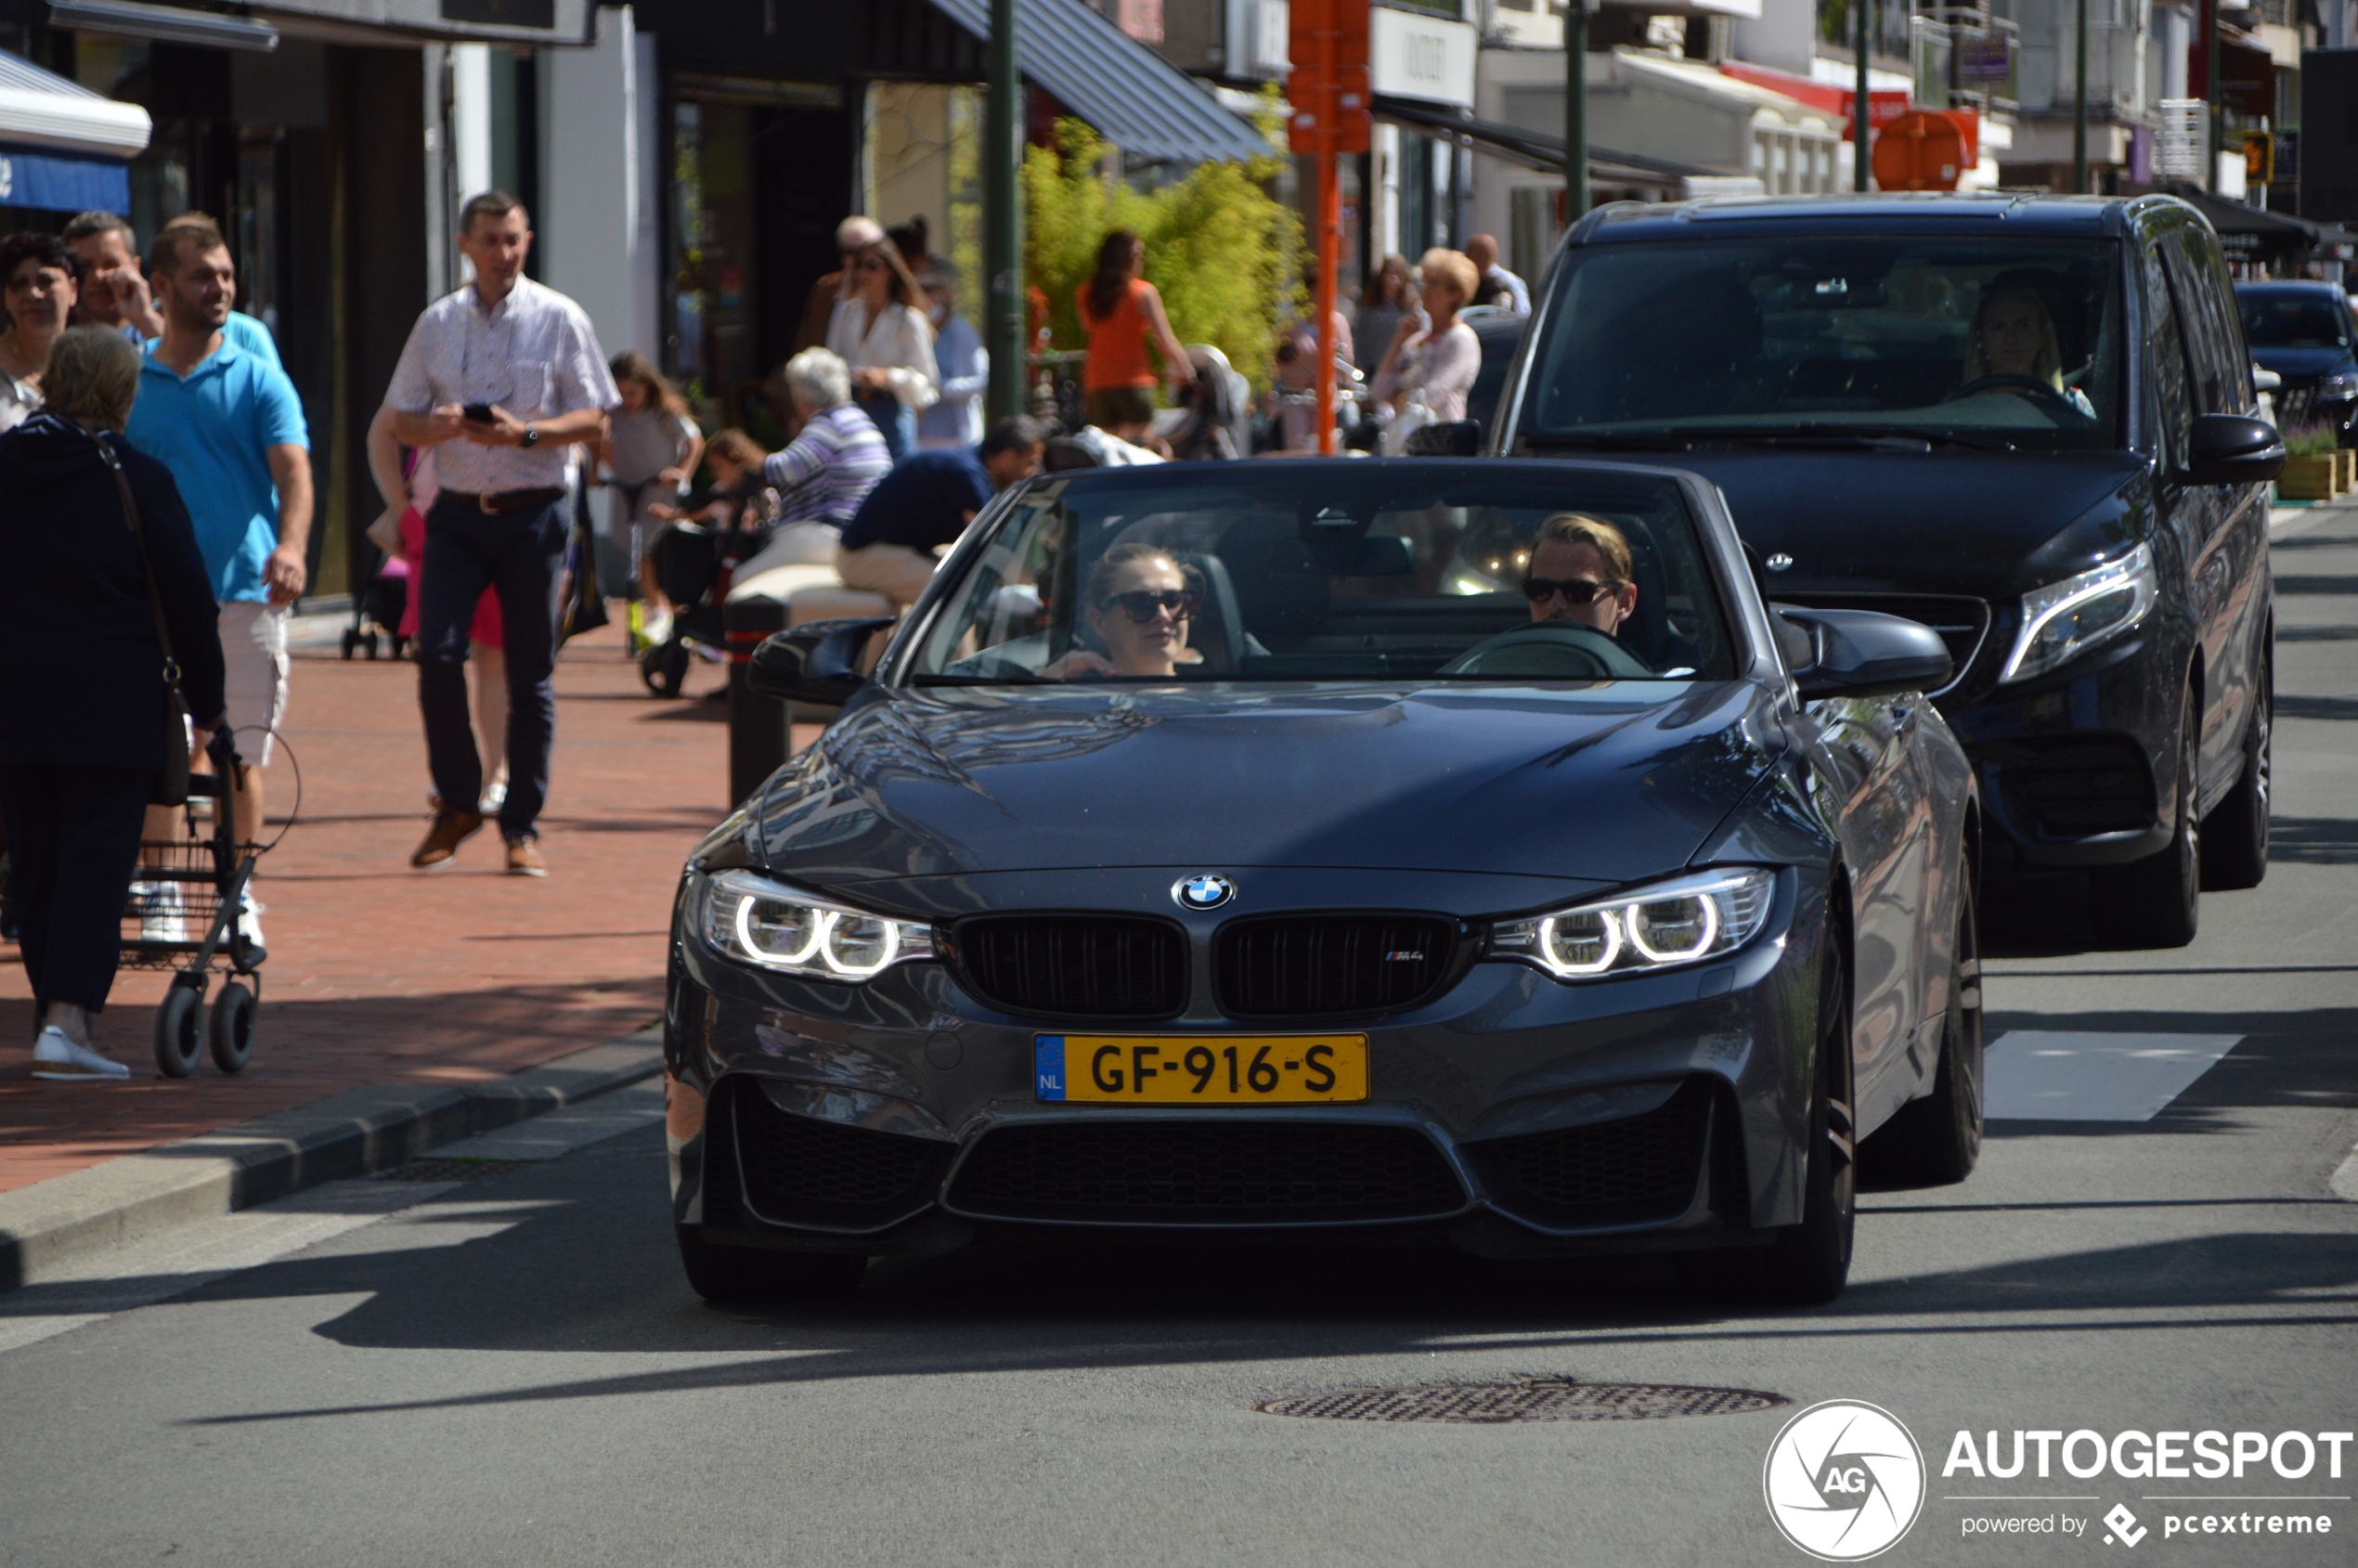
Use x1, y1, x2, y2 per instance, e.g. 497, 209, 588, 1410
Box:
1077, 230, 1195, 444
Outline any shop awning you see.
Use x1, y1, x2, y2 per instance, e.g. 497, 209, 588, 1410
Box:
0, 48, 150, 164
0, 142, 131, 211
1375, 93, 1718, 181
926, 0, 1269, 164
2165, 180, 2353, 263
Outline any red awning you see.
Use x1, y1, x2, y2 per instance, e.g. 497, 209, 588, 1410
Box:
1718, 60, 1912, 143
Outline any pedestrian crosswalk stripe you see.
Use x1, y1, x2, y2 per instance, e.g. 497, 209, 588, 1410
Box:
1983, 1031, 2242, 1122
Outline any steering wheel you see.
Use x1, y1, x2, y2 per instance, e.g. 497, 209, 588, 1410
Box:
1943, 374, 2090, 421
1440, 623, 1656, 680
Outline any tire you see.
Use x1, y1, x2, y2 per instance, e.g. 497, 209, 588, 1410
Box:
363, 631, 380, 661
209, 981, 256, 1074
676, 1226, 866, 1305
154, 979, 205, 1078
1743, 947, 1856, 1305
339, 628, 357, 661
2092, 694, 2200, 950
640, 641, 687, 698
2199, 651, 2270, 891
1861, 891, 1983, 1186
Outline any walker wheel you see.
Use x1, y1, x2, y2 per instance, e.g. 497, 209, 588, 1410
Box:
363, 631, 380, 660
340, 628, 359, 661
154, 978, 205, 1078
209, 981, 256, 1074
641, 641, 688, 697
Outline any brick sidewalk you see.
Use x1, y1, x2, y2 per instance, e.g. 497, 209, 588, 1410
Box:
0, 616, 742, 1196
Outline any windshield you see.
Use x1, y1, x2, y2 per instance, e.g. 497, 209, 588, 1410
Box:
1520, 236, 2126, 450
907, 466, 1738, 687
2236, 290, 2353, 350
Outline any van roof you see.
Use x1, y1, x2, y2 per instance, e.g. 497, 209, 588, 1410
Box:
1576, 191, 2191, 245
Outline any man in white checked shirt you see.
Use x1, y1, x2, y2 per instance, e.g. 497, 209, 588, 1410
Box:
384, 190, 620, 876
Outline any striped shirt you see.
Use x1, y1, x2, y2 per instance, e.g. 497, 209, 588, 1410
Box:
764, 402, 892, 525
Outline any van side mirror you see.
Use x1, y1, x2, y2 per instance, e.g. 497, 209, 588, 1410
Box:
2183, 414, 2285, 486
1773, 605, 1952, 701
1404, 419, 1482, 457
745, 618, 894, 706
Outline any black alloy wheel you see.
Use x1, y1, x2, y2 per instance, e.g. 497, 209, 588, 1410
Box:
676, 1226, 866, 1305
2199, 646, 2271, 891
1862, 889, 1983, 1186
2092, 691, 2201, 950
1744, 944, 1856, 1305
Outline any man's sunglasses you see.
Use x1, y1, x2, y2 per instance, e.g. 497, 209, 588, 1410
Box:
1098, 589, 1198, 623
1522, 576, 1616, 606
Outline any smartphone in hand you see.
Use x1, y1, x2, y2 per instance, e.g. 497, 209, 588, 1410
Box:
461, 403, 496, 424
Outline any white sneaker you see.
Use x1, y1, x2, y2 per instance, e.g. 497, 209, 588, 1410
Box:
137, 880, 187, 943
32, 1028, 131, 1082
480, 778, 509, 814
235, 897, 267, 963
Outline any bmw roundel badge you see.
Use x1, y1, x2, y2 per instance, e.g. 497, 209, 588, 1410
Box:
1173, 874, 1236, 911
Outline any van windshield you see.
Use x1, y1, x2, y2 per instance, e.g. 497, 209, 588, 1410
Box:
1519, 237, 2125, 450
2237, 289, 2352, 350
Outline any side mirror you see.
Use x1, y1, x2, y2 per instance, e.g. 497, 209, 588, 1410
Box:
1404, 419, 1482, 457
745, 617, 895, 707
1773, 605, 1952, 701
2183, 413, 2285, 486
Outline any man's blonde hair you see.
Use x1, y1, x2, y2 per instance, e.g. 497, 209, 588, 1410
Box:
1533, 512, 1633, 586
45, 324, 140, 432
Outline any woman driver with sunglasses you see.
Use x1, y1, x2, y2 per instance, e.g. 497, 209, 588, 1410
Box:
1522, 513, 1637, 636
1042, 541, 1201, 680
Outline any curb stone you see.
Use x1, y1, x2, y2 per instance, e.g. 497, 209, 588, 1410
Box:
0, 1028, 665, 1289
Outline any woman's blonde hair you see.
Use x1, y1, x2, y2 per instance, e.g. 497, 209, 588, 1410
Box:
1964, 288, 2064, 389
45, 324, 139, 431
1418, 248, 1481, 311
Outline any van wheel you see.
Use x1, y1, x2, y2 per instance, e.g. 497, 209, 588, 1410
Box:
2200, 654, 2270, 891
2092, 696, 2199, 949
1861, 891, 1982, 1186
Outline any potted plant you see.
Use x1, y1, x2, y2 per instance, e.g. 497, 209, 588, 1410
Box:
2276, 422, 2348, 501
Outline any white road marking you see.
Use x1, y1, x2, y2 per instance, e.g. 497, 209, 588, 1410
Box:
2331, 1145, 2358, 1203
0, 1082, 666, 1355
1984, 1030, 2242, 1122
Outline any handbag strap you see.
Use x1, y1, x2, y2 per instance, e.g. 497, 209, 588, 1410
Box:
95, 434, 186, 693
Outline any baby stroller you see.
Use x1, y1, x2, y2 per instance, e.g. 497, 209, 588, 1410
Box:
122, 726, 271, 1076
639, 499, 771, 696
343, 550, 409, 660
1164, 344, 1250, 461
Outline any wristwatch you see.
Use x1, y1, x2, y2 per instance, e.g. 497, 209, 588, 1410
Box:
520, 423, 540, 448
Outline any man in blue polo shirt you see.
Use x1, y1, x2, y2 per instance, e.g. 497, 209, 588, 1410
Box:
124, 213, 312, 955
836, 414, 1044, 609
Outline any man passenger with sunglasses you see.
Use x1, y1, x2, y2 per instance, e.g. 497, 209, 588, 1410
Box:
1523, 512, 1638, 636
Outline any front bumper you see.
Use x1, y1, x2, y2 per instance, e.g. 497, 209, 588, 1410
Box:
662, 873, 1829, 1261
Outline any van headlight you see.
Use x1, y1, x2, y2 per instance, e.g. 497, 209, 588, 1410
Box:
1998, 543, 2157, 684
1488, 868, 1777, 980
2318, 370, 2358, 401
690, 869, 934, 980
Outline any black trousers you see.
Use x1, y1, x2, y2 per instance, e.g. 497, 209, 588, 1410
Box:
415, 494, 567, 838
0, 764, 153, 1019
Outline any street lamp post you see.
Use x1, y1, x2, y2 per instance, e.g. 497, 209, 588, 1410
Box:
984, 0, 1025, 421
1563, 0, 1587, 221
1854, 0, 1871, 190
2072, 0, 2089, 192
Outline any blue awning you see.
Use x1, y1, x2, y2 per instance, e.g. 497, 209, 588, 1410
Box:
0, 142, 129, 212
926, 0, 1269, 166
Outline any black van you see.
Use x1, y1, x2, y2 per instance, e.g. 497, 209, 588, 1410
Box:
1490, 194, 2283, 947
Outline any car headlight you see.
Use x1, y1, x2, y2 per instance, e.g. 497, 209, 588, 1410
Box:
1489, 868, 1776, 981
1998, 542, 2157, 685
2318, 371, 2358, 401
690, 869, 934, 980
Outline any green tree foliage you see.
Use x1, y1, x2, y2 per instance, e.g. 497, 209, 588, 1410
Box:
1024, 119, 1302, 395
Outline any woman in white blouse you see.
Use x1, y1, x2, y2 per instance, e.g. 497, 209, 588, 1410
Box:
825, 237, 938, 462
1371, 247, 1482, 429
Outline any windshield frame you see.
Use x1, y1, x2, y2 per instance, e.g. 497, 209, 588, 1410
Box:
875, 459, 1777, 694
1503, 229, 2134, 454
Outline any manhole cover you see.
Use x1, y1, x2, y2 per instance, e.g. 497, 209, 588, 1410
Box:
1255, 1377, 1787, 1424
376, 1158, 537, 1184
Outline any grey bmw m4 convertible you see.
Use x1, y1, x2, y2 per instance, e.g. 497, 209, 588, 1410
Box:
664, 459, 1980, 1305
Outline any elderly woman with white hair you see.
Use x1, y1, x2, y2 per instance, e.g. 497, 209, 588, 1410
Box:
728, 346, 896, 582
0, 326, 226, 1082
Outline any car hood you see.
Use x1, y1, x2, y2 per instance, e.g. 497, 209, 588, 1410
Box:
1650, 449, 2147, 599
2250, 345, 2355, 379
747, 681, 1781, 894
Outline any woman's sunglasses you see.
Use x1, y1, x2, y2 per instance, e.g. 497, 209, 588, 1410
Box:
1521, 577, 1614, 606
1099, 589, 1198, 623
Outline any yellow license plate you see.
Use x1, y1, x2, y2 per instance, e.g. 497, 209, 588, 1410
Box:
1034, 1034, 1368, 1104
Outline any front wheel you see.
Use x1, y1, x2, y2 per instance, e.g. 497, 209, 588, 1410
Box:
2200, 653, 2271, 891
676, 1227, 866, 1305
2092, 695, 2200, 949
1743, 947, 1855, 1305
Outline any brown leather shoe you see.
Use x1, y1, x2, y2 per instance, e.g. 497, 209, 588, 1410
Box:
410, 808, 485, 868
505, 836, 549, 877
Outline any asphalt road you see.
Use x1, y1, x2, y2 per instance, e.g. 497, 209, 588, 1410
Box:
3, 509, 2354, 1568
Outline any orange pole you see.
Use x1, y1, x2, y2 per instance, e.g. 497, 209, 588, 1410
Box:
1315, 151, 1341, 455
